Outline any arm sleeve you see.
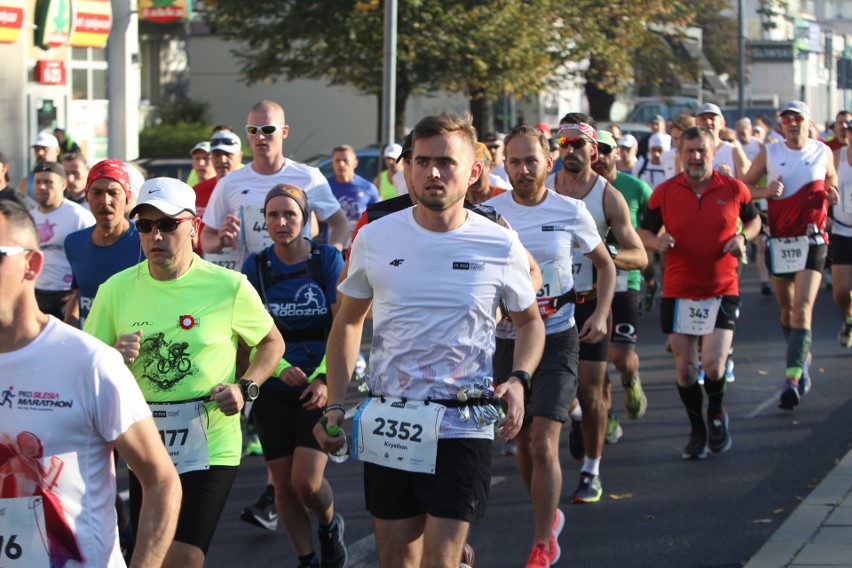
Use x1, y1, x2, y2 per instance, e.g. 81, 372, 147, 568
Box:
338, 226, 374, 299
640, 188, 664, 233
231, 275, 275, 347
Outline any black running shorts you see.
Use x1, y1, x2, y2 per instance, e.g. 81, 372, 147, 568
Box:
574, 298, 611, 361
829, 234, 852, 265
251, 387, 324, 460
610, 290, 640, 348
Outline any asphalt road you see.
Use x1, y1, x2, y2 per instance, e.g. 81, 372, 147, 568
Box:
159, 264, 852, 568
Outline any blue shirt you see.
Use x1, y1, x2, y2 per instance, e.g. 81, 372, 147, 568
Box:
241, 240, 344, 392
64, 223, 143, 326
327, 174, 380, 222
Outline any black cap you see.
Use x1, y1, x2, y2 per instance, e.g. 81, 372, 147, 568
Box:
397, 132, 413, 163
32, 161, 66, 178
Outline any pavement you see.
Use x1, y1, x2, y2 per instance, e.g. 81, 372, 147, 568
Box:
745, 447, 852, 567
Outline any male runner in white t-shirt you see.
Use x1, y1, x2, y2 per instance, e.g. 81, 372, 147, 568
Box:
0, 199, 181, 567
316, 113, 545, 567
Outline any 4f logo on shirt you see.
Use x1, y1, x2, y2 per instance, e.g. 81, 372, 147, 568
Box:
389, 259, 404, 267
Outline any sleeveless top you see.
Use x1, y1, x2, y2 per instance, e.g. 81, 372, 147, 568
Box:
765, 139, 829, 237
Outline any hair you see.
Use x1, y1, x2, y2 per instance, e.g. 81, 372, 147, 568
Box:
503, 125, 550, 159
0, 200, 39, 249
62, 150, 88, 166
211, 125, 233, 135
248, 100, 285, 123
735, 117, 752, 130
332, 144, 356, 156
837, 110, 851, 119
671, 113, 696, 132
412, 113, 477, 156
558, 112, 598, 129
679, 126, 715, 149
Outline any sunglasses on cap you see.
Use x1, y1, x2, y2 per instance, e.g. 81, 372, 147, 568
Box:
136, 217, 194, 233
245, 124, 285, 136
558, 137, 587, 150
781, 115, 806, 125
0, 246, 32, 261
597, 145, 615, 155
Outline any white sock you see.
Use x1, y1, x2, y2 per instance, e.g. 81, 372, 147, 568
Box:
570, 405, 583, 421
582, 457, 600, 476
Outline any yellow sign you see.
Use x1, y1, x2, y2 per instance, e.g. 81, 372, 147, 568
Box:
69, 0, 112, 48
139, 0, 192, 23
0, 0, 24, 44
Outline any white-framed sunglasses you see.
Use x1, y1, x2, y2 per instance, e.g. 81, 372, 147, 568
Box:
245, 124, 285, 136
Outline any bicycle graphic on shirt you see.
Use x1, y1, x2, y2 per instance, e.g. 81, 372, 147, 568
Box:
140, 332, 194, 391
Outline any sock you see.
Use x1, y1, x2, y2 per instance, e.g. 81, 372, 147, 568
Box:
320, 516, 337, 534
678, 383, 705, 432
570, 404, 583, 421
298, 553, 319, 567
781, 324, 792, 342
703, 378, 726, 417
262, 484, 274, 499
581, 457, 600, 476
785, 328, 812, 380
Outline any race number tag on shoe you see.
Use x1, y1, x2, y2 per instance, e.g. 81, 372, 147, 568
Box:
352, 397, 446, 474
674, 297, 722, 336
0, 496, 50, 567
769, 237, 808, 273
149, 400, 210, 474
615, 268, 629, 293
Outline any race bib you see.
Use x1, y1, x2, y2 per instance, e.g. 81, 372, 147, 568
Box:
615, 268, 629, 293
674, 297, 722, 336
537, 263, 565, 300
769, 237, 808, 273
149, 400, 210, 475
238, 204, 273, 262
571, 251, 594, 292
841, 182, 852, 214
0, 496, 50, 567
352, 397, 446, 474
203, 248, 242, 272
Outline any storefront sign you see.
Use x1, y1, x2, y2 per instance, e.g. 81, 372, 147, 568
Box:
69, 0, 112, 48
35, 60, 67, 84
34, 0, 73, 49
750, 41, 795, 62
0, 0, 24, 44
139, 0, 192, 23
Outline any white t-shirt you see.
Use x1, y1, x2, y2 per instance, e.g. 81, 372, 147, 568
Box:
492, 164, 510, 183
487, 190, 601, 336
489, 173, 512, 190
392, 169, 407, 197
0, 317, 151, 568
341, 208, 535, 439
741, 138, 763, 162
31, 200, 95, 291
203, 160, 342, 266
660, 149, 678, 179
713, 142, 737, 174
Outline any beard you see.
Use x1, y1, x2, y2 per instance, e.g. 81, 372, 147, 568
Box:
562, 156, 584, 173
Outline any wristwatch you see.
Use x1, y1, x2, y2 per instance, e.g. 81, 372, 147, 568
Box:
238, 378, 260, 402
508, 370, 532, 397
607, 244, 619, 259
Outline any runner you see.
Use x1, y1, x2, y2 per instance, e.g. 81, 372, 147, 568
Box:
832, 126, 852, 348
638, 126, 760, 458
742, 101, 839, 409
315, 113, 545, 567
0, 199, 181, 567
84, 177, 285, 567
241, 184, 347, 568
550, 113, 647, 504
488, 124, 614, 566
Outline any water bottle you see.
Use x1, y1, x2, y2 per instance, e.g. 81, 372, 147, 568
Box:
323, 418, 350, 463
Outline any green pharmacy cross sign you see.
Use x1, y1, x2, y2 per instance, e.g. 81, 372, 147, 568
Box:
34, 0, 73, 50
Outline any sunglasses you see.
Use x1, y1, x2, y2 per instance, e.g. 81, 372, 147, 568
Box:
597, 145, 615, 155
0, 246, 32, 261
136, 217, 194, 233
558, 137, 587, 150
781, 115, 806, 125
245, 124, 285, 136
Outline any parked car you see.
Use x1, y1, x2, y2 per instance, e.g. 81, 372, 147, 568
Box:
132, 157, 194, 181
303, 146, 382, 184
597, 122, 652, 141
626, 97, 700, 123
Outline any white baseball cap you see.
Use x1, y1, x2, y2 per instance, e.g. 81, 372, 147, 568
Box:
210, 131, 242, 154
130, 177, 196, 217
32, 132, 59, 148
383, 143, 403, 160
123, 163, 145, 197
619, 134, 637, 149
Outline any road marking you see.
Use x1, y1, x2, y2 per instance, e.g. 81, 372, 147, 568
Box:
744, 390, 783, 418
345, 475, 507, 565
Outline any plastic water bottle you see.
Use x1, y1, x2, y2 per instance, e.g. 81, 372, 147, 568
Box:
324, 420, 350, 463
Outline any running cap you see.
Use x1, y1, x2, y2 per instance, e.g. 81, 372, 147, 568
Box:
264, 183, 309, 225
190, 141, 211, 155
124, 163, 144, 197
696, 103, 723, 117
649, 133, 672, 152
618, 134, 638, 148
780, 100, 811, 118
397, 132, 413, 163
130, 177, 196, 217
210, 132, 241, 154
596, 130, 618, 149
383, 143, 403, 160
32, 161, 65, 178
32, 132, 59, 148
86, 159, 131, 201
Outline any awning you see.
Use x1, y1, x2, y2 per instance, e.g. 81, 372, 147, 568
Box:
0, 0, 24, 44
69, 0, 112, 48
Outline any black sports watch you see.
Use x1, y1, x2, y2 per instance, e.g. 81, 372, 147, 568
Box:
607, 244, 619, 259
238, 378, 260, 402
508, 370, 532, 397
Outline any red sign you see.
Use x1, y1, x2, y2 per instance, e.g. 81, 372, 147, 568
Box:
70, 0, 112, 48
0, 2, 24, 44
35, 60, 66, 85
139, 0, 191, 24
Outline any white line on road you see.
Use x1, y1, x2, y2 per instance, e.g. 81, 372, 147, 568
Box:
744, 390, 783, 418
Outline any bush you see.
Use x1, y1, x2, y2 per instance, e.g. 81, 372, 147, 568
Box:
139, 122, 211, 158
157, 99, 211, 125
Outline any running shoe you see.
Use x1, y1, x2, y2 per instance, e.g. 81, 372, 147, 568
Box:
761, 282, 772, 297
572, 472, 602, 503
778, 379, 800, 410
549, 508, 565, 564
707, 411, 732, 453
243, 432, 263, 457
696, 361, 705, 385
682, 428, 708, 460
318, 513, 347, 568
623, 376, 647, 419
725, 358, 735, 383
525, 542, 550, 568
605, 409, 623, 444
839, 320, 852, 348
240, 486, 278, 531
568, 418, 584, 461
642, 281, 658, 313
461, 542, 475, 567
500, 439, 517, 456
